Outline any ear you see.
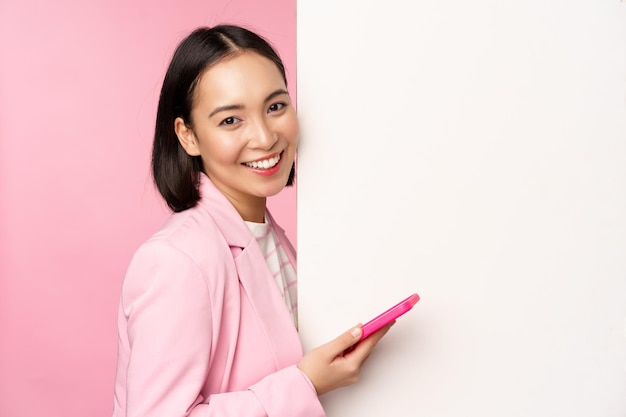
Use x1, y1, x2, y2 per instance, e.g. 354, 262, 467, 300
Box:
175, 117, 201, 156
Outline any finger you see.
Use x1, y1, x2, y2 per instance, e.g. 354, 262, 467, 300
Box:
346, 321, 394, 362
324, 325, 363, 357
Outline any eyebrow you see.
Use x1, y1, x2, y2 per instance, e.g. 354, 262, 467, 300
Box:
208, 89, 289, 118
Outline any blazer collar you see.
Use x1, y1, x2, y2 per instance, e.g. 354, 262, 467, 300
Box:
195, 173, 253, 249
195, 174, 291, 252
196, 174, 301, 353
198, 173, 296, 269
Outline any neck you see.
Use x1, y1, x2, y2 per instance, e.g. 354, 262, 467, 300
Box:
224, 191, 267, 223
238, 200, 266, 223
204, 173, 267, 222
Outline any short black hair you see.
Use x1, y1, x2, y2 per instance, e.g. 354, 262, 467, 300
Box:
152, 25, 295, 212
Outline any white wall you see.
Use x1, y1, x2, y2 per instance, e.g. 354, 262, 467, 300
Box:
297, 1, 626, 415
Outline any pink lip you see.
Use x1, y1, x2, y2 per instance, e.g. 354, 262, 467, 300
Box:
243, 151, 283, 177
246, 152, 281, 163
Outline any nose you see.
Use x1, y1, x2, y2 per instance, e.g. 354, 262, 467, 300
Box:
249, 117, 277, 150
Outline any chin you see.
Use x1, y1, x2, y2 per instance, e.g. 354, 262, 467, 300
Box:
257, 178, 289, 198
262, 186, 286, 198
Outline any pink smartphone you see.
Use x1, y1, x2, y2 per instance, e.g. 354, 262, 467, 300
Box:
360, 293, 420, 340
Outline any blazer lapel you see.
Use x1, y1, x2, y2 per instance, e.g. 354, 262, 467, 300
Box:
196, 175, 303, 367
233, 245, 303, 367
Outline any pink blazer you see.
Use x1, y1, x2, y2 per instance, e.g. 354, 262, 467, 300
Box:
112, 174, 325, 417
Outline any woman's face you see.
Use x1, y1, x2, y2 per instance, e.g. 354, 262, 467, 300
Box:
175, 51, 299, 219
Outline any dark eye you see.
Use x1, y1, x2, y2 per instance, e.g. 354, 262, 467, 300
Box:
268, 102, 286, 113
219, 116, 240, 126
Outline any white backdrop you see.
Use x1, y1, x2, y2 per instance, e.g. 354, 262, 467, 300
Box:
297, 1, 626, 415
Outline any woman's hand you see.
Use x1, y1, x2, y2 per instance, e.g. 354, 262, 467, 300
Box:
297, 322, 394, 396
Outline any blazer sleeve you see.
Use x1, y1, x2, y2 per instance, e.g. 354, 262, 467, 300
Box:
120, 240, 325, 417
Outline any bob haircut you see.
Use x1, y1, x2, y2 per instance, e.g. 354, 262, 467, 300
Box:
152, 25, 295, 212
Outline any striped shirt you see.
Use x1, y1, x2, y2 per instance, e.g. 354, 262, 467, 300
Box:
245, 217, 297, 327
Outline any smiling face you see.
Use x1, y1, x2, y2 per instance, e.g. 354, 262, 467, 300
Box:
175, 51, 299, 222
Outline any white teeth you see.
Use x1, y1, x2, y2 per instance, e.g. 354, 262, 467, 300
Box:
245, 154, 281, 169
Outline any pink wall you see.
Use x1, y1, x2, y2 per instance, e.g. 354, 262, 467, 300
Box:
0, 1, 296, 415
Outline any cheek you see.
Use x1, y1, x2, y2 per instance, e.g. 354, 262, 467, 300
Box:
282, 114, 300, 146
198, 134, 243, 164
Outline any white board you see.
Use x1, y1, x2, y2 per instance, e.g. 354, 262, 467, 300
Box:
297, 1, 626, 415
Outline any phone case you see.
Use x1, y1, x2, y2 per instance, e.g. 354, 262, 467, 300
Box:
360, 293, 420, 340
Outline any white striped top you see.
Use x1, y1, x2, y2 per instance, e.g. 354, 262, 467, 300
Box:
245, 217, 298, 327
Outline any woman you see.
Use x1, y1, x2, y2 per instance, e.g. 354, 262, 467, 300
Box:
112, 25, 392, 417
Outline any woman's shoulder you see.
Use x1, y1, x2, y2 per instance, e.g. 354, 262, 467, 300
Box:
121, 205, 237, 304
135, 204, 232, 269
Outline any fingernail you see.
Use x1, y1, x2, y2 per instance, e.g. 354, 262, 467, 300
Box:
350, 327, 362, 338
